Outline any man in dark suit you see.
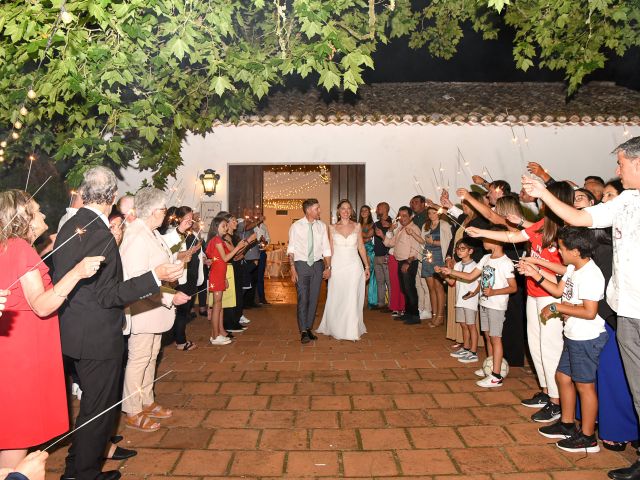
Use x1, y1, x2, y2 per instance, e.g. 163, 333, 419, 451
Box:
53, 166, 183, 480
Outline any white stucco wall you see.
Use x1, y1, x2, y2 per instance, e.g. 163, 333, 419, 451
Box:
117, 123, 638, 212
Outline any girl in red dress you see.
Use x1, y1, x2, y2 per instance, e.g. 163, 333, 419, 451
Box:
0, 190, 103, 469
205, 217, 248, 345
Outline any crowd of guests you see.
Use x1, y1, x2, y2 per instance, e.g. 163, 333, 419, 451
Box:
0, 165, 270, 479
1, 135, 640, 480
347, 137, 640, 477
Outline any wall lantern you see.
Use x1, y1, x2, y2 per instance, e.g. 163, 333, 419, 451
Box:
200, 169, 221, 196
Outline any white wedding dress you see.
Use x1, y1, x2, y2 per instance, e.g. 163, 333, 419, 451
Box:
316, 225, 367, 341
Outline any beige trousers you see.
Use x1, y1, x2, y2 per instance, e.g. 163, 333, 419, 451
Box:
122, 332, 162, 415
415, 270, 431, 314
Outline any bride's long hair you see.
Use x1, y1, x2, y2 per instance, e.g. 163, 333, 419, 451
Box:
336, 199, 356, 222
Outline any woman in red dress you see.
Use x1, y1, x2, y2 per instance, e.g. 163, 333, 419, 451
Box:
0, 190, 103, 469
205, 216, 248, 345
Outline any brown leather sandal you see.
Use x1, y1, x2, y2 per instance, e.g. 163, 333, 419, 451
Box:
143, 402, 173, 419
124, 413, 160, 432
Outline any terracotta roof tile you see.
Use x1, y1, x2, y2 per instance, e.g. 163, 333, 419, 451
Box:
219, 81, 640, 127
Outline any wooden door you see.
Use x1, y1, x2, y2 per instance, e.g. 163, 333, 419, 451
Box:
228, 165, 264, 219
329, 164, 366, 219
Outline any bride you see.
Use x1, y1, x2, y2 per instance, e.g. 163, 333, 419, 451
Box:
317, 199, 370, 341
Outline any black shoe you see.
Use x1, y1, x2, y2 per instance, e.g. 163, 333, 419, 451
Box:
111, 435, 123, 444
403, 316, 421, 325
306, 329, 318, 340
105, 446, 137, 461
602, 441, 627, 452
393, 314, 405, 321
531, 401, 561, 423
557, 431, 600, 453
521, 391, 550, 408
301, 332, 311, 344
609, 460, 640, 480
96, 471, 122, 480
225, 332, 234, 339
538, 421, 577, 439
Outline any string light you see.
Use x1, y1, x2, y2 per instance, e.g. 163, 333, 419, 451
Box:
19, 106, 28, 116
11, 132, 19, 140
27, 89, 37, 100
264, 198, 304, 210
0, 141, 6, 148
14, 121, 23, 130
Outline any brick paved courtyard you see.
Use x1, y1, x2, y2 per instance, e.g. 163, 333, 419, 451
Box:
45, 280, 634, 479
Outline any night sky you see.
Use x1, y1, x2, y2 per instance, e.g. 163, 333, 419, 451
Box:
364, 25, 640, 91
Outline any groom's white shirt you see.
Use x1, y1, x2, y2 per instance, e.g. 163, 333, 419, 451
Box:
287, 218, 332, 262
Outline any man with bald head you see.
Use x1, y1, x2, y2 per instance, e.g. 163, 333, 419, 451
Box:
373, 202, 392, 311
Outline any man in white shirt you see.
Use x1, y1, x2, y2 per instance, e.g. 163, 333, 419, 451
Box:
522, 136, 640, 480
58, 192, 84, 232
255, 215, 271, 304
287, 199, 332, 344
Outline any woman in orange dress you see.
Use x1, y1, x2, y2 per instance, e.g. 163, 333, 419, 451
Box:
0, 190, 102, 469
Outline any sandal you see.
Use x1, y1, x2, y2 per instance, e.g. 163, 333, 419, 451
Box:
176, 341, 197, 351
429, 314, 445, 328
124, 413, 160, 432
143, 402, 173, 419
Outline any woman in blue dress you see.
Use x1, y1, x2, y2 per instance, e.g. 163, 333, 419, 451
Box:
409, 207, 451, 327
359, 205, 377, 308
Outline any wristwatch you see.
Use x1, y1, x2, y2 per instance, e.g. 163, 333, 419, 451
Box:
549, 303, 558, 314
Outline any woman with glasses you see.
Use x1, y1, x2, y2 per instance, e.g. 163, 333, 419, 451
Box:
120, 188, 191, 432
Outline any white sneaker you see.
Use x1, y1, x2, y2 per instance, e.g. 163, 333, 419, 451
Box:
474, 368, 486, 377
227, 326, 247, 332
209, 336, 232, 345
476, 374, 503, 388
392, 311, 403, 317
450, 348, 469, 358
419, 310, 432, 320
240, 315, 251, 324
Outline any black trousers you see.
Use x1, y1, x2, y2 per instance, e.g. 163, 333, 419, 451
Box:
64, 357, 122, 480
243, 260, 259, 307
257, 250, 267, 302
173, 298, 195, 345
503, 273, 526, 367
397, 259, 419, 316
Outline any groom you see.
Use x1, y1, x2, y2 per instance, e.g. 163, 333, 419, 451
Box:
287, 198, 332, 344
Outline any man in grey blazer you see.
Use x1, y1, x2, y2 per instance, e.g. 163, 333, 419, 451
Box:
287, 199, 332, 344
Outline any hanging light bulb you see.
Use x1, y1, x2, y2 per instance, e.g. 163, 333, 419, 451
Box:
19, 106, 28, 116
14, 121, 22, 130
511, 135, 518, 143
60, 5, 74, 24
0, 149, 3, 155
27, 89, 37, 100
0, 141, 6, 148
0, 156, 4, 163
11, 131, 19, 140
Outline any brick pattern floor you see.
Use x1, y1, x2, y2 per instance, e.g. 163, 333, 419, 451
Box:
45, 281, 635, 479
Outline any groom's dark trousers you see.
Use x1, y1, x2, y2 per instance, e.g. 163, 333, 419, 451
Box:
295, 260, 324, 332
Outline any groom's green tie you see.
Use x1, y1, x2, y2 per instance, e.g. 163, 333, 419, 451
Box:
307, 222, 314, 266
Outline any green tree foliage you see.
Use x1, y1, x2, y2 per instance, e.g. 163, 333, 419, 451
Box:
0, 0, 638, 184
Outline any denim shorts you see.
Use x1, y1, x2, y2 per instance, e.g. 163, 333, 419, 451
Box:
556, 332, 608, 383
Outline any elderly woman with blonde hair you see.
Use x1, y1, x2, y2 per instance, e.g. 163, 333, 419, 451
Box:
0, 190, 103, 468
119, 187, 190, 432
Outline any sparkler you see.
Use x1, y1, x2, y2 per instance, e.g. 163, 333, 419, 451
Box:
44, 370, 174, 452
25, 154, 35, 191
5, 215, 101, 290
2, 176, 53, 235
68, 190, 77, 208
436, 207, 467, 233
431, 168, 441, 192
412, 176, 425, 195
482, 166, 494, 182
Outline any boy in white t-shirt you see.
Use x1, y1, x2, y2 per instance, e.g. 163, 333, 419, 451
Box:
438, 240, 480, 363
518, 226, 606, 453
440, 226, 517, 388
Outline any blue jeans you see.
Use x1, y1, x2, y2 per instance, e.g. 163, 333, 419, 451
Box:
557, 332, 608, 383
